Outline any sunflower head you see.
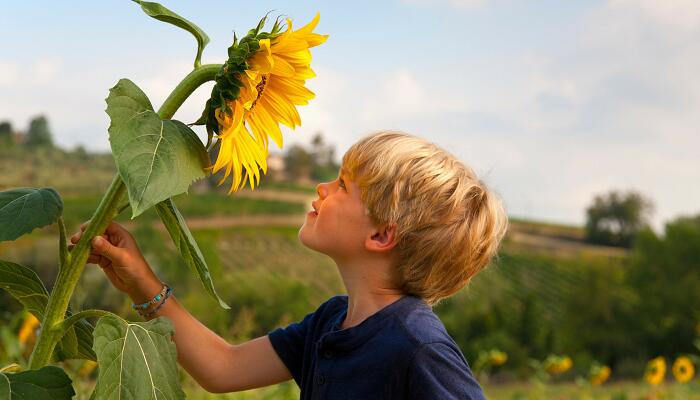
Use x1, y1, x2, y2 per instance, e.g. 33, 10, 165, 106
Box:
544, 355, 573, 375
196, 13, 327, 192
589, 364, 611, 385
645, 356, 667, 385
487, 350, 508, 366
196, 15, 286, 143
672, 356, 695, 383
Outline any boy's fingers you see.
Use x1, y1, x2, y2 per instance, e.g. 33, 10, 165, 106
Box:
92, 236, 123, 263
103, 221, 127, 237
87, 255, 101, 265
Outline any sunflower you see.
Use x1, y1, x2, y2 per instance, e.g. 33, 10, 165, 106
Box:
672, 356, 695, 383
644, 357, 666, 385
589, 364, 611, 385
203, 13, 327, 192
544, 355, 573, 375
488, 350, 508, 366
18, 313, 40, 346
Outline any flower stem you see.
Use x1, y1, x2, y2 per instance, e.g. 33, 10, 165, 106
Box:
29, 176, 126, 369
28, 64, 222, 369
158, 64, 221, 119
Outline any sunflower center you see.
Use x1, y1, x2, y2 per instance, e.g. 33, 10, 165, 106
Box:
251, 74, 269, 110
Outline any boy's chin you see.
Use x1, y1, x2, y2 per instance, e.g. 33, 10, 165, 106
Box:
298, 228, 327, 254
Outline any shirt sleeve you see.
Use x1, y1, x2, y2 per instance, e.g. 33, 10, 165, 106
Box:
267, 310, 315, 385
406, 342, 487, 400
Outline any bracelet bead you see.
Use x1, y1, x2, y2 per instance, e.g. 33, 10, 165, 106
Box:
131, 283, 169, 310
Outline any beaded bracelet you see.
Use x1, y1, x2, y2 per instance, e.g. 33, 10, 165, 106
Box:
131, 284, 169, 311
139, 286, 173, 318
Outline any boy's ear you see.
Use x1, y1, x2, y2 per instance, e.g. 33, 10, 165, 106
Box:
366, 223, 398, 253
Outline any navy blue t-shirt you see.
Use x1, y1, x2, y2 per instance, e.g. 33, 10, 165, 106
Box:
268, 295, 486, 399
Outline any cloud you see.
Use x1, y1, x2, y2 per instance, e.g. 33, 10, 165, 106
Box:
401, 0, 487, 10
0, 61, 20, 86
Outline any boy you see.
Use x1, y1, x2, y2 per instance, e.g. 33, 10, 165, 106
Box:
71, 131, 508, 399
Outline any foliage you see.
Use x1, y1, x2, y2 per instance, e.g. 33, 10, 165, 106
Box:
585, 190, 653, 248
0, 365, 74, 399
0, 121, 12, 146
283, 144, 313, 182
626, 215, 700, 357
24, 115, 53, 148
92, 316, 184, 399
106, 78, 210, 218
283, 133, 340, 183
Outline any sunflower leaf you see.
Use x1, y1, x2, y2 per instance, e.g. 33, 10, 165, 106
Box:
92, 314, 184, 400
155, 198, 229, 309
106, 78, 210, 218
134, 0, 210, 68
0, 260, 96, 362
0, 188, 63, 242
0, 366, 75, 400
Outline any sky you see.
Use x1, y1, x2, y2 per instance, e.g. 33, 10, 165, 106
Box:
2, 0, 699, 230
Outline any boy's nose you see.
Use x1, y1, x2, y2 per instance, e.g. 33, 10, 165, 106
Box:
316, 182, 329, 198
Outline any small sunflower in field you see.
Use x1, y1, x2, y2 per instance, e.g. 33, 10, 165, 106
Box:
18, 313, 40, 347
644, 356, 666, 385
589, 364, 611, 385
488, 350, 508, 366
544, 355, 573, 375
197, 13, 327, 192
671, 356, 695, 383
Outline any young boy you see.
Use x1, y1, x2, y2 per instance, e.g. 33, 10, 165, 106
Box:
71, 131, 508, 399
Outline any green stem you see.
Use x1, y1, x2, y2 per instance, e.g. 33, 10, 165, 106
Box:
158, 64, 221, 119
28, 64, 221, 369
57, 217, 69, 270
55, 309, 112, 337
29, 176, 126, 369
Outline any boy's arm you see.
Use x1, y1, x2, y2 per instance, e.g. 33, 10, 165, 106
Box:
144, 292, 292, 393
70, 222, 292, 393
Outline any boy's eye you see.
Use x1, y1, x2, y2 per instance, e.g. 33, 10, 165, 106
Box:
338, 179, 346, 190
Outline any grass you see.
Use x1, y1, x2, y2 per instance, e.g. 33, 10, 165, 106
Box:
484, 380, 700, 400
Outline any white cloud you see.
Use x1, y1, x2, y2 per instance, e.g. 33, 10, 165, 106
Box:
401, 0, 487, 10
0, 61, 20, 86
361, 70, 467, 123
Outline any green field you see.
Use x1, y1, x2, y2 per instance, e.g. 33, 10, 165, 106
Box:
1, 164, 699, 399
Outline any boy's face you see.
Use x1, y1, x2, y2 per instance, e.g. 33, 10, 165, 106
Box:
298, 167, 382, 263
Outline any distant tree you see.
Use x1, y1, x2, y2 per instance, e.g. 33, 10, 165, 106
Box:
284, 144, 313, 182
25, 115, 53, 148
626, 214, 700, 357
585, 190, 653, 247
309, 132, 340, 182
0, 121, 12, 146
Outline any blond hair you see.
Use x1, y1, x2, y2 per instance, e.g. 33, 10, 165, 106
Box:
342, 131, 508, 305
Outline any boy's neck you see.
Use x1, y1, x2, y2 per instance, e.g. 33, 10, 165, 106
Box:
337, 259, 404, 330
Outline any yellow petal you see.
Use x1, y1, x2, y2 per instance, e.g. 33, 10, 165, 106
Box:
270, 55, 296, 77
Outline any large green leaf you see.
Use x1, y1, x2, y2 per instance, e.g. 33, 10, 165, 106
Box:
106, 78, 209, 218
0, 188, 63, 242
0, 260, 48, 320
92, 315, 184, 400
0, 260, 96, 361
0, 366, 74, 400
134, 0, 210, 68
156, 198, 229, 309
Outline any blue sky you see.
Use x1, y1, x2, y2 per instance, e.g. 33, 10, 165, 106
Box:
2, 0, 699, 229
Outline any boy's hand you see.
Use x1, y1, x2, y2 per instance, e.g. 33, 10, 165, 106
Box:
69, 221, 162, 302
